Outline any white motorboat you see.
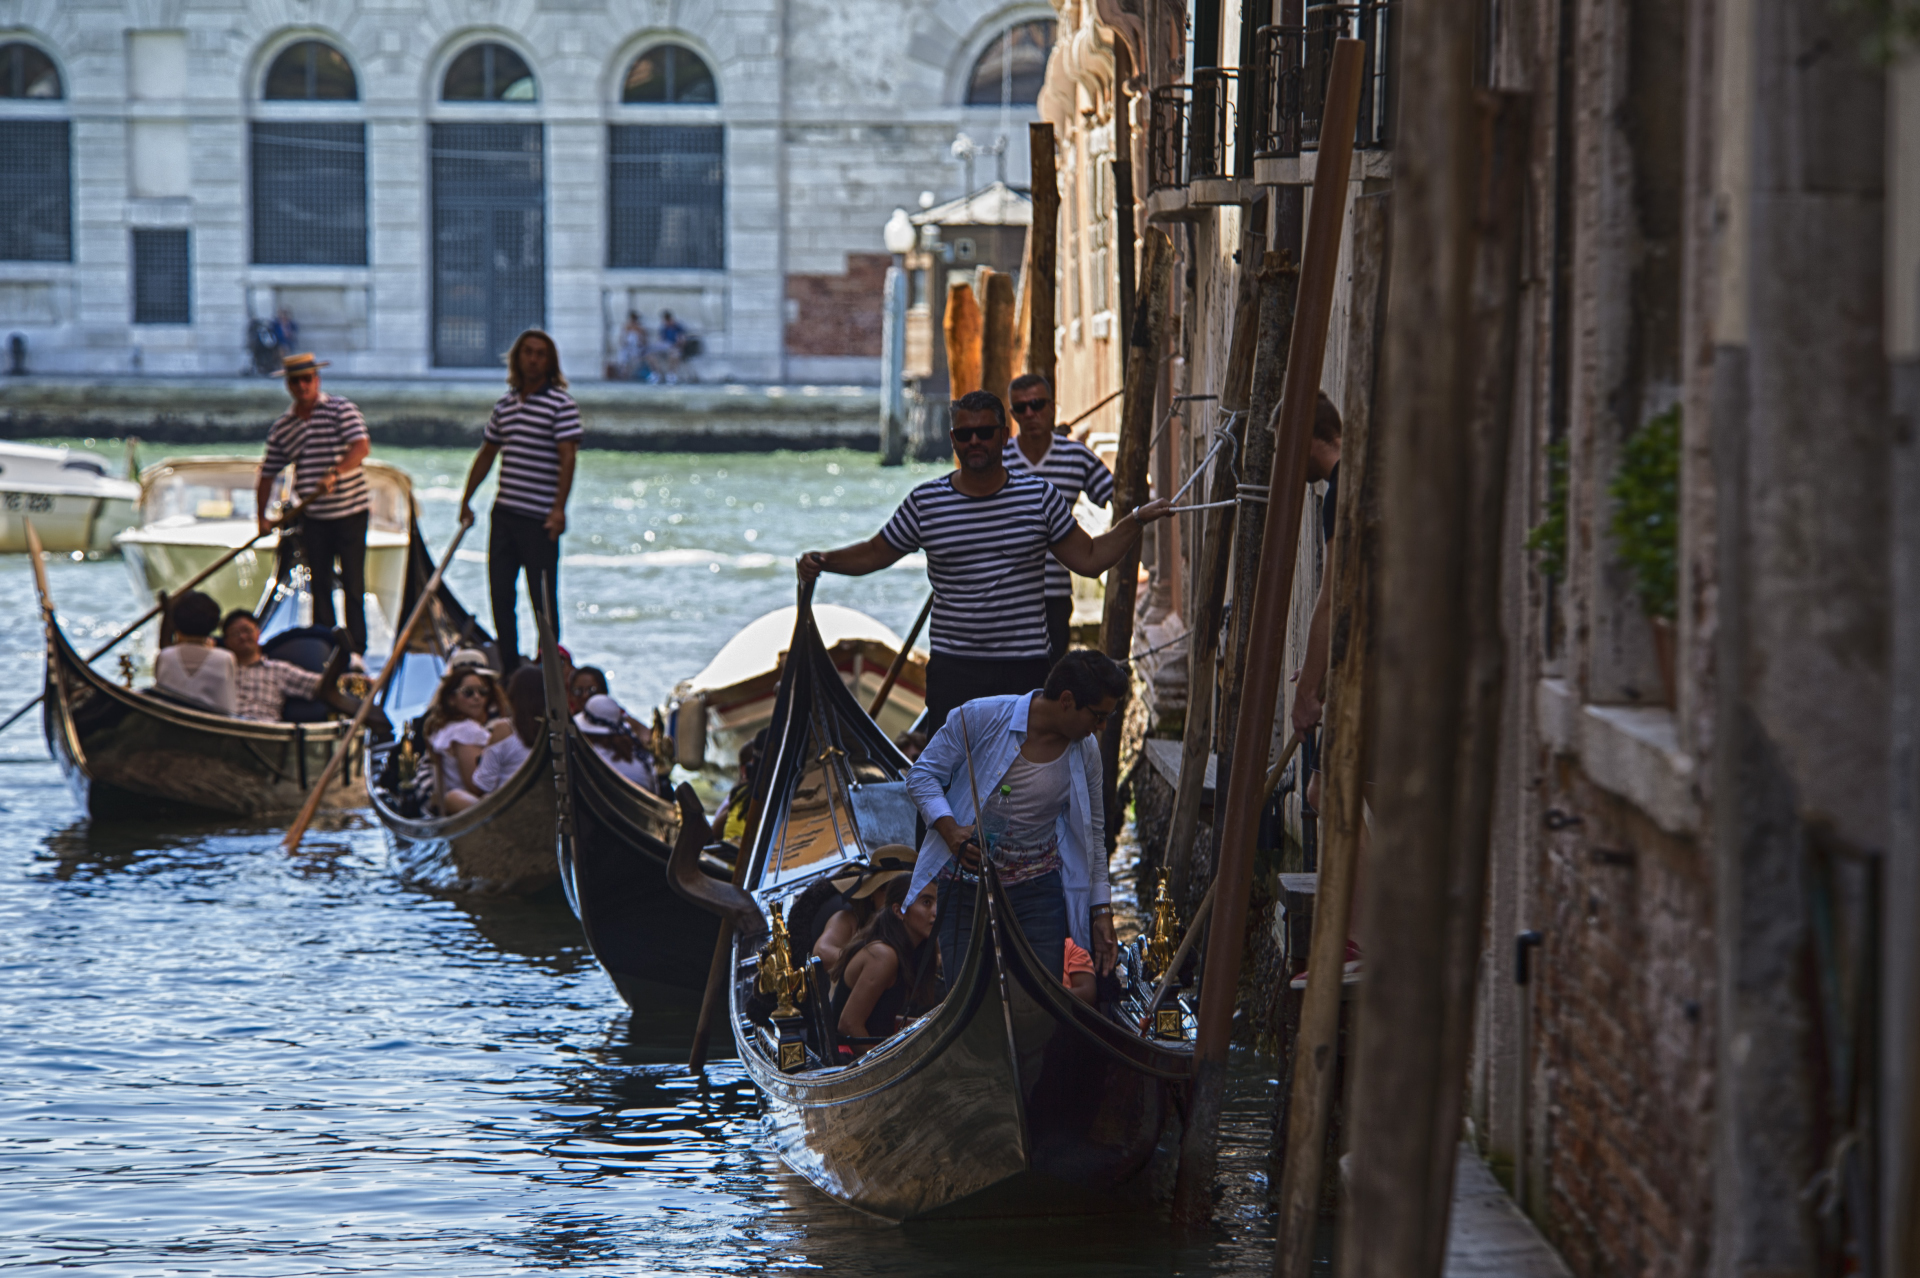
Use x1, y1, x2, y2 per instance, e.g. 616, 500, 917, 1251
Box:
115, 455, 415, 622
0, 442, 140, 556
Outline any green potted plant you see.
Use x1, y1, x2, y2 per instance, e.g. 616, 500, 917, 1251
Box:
1609, 407, 1680, 704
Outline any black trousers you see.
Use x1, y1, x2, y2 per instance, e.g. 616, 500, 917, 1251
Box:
1044, 596, 1073, 668
301, 511, 368, 653
923, 653, 1052, 736
488, 508, 560, 669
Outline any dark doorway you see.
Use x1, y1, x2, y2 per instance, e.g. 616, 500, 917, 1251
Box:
431, 123, 545, 368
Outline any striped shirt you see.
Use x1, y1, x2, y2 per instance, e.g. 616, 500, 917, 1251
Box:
485, 384, 584, 519
1003, 435, 1115, 599
880, 471, 1077, 660
261, 394, 370, 521
233, 657, 322, 722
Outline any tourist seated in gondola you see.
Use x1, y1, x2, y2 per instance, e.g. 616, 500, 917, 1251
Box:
424, 664, 510, 814
1063, 937, 1097, 1005
219, 609, 323, 722
712, 729, 766, 846
567, 664, 607, 715
152, 590, 237, 716
905, 648, 1127, 986
471, 666, 545, 795
828, 874, 940, 1055
575, 693, 663, 793
812, 846, 916, 973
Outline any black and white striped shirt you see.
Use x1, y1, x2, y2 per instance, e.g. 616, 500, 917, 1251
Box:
485, 385, 584, 519
880, 471, 1077, 660
1003, 435, 1115, 599
261, 394, 370, 522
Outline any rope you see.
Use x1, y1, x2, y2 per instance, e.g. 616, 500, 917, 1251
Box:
1124, 630, 1191, 664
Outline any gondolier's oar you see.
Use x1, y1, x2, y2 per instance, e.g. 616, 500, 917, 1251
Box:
866, 592, 933, 718
23, 518, 52, 616
0, 502, 305, 736
282, 518, 470, 851
1141, 731, 1302, 1025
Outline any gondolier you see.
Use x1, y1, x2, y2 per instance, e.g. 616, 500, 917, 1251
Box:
1002, 373, 1115, 665
457, 329, 581, 672
797, 389, 1170, 733
256, 352, 372, 652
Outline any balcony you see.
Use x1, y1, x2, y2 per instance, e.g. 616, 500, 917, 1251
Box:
1147, 69, 1254, 218
1252, 1, 1398, 185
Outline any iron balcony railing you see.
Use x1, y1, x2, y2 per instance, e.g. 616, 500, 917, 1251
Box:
1189, 67, 1242, 182
1254, 1, 1397, 159
1147, 83, 1193, 191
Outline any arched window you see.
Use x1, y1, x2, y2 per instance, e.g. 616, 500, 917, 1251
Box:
0, 41, 69, 262
965, 20, 1055, 107
621, 44, 716, 104
0, 41, 61, 98
442, 43, 537, 102
263, 40, 357, 100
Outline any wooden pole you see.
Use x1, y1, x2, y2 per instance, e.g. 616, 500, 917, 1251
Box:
1163, 246, 1264, 908
1027, 122, 1058, 389
980, 268, 1017, 409
867, 592, 933, 717
282, 519, 472, 851
1098, 228, 1174, 846
689, 788, 761, 1074
1271, 188, 1391, 1278
1335, 69, 1529, 1278
944, 280, 983, 398
1113, 39, 1136, 343
1170, 39, 1366, 1230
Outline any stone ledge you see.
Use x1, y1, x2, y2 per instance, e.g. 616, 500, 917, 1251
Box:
1536, 677, 1700, 836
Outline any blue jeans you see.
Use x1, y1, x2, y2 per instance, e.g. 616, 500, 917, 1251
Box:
937, 869, 1067, 989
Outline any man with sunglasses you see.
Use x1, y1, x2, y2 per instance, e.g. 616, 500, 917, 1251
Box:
1002, 373, 1115, 665
256, 352, 372, 653
797, 389, 1169, 733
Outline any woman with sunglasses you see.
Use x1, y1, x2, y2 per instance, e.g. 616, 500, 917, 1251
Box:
796, 389, 1171, 734
255, 352, 372, 655
422, 665, 510, 814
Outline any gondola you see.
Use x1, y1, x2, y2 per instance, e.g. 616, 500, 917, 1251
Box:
668, 581, 1196, 1221
358, 526, 570, 898
41, 511, 472, 821
536, 622, 716, 1001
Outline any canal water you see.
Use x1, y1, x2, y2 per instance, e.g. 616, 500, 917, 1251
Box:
0, 444, 1281, 1275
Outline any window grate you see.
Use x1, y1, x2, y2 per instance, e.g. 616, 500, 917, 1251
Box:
133, 228, 191, 324
0, 121, 69, 262
251, 123, 367, 265
607, 125, 723, 270
431, 123, 545, 368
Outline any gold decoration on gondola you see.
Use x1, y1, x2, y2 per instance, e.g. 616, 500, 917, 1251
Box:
649, 708, 674, 775
1144, 880, 1178, 980
117, 654, 136, 689
395, 735, 417, 785
757, 900, 805, 1020
338, 672, 372, 700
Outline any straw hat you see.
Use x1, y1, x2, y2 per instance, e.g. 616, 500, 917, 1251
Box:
280, 352, 329, 377
847, 845, 921, 901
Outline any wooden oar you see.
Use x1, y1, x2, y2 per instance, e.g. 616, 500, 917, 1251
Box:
866, 592, 933, 718
24, 518, 52, 617
282, 519, 470, 851
0, 504, 304, 736
1141, 731, 1302, 1024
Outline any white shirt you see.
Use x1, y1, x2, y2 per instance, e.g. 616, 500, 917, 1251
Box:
154, 644, 237, 716
429, 719, 491, 792
986, 751, 1071, 851
472, 732, 533, 794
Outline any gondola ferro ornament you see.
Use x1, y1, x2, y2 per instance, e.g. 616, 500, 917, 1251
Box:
1144, 881, 1185, 1040
758, 902, 808, 1071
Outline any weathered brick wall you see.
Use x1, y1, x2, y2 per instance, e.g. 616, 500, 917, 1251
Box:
784, 253, 890, 357
1535, 764, 1715, 1276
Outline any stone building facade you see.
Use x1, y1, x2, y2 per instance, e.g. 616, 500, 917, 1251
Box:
1039, 0, 1917, 1271
0, 0, 1053, 383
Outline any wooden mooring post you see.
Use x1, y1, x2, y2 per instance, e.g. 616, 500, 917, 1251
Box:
1170, 38, 1365, 1230
1026, 122, 1058, 389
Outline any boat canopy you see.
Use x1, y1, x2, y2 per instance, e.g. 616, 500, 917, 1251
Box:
682, 604, 910, 696
133, 456, 413, 535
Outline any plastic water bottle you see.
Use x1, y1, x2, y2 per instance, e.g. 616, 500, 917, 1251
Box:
978, 783, 1013, 861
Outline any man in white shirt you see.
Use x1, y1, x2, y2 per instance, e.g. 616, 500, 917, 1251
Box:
153, 591, 237, 716
904, 649, 1129, 985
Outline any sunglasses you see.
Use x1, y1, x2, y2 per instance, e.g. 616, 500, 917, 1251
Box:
286, 373, 315, 386
950, 425, 1002, 443
1011, 398, 1050, 415
456, 684, 489, 698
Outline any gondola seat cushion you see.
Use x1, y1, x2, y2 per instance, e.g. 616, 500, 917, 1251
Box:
262, 626, 338, 673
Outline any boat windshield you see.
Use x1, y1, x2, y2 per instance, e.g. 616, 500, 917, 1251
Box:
138, 460, 412, 534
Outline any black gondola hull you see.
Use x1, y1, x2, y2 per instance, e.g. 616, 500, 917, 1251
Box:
370, 736, 559, 897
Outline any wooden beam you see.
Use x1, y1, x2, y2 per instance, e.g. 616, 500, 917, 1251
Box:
1171, 38, 1367, 1229
1027, 121, 1059, 389
944, 280, 982, 399
981, 268, 1017, 408
1099, 228, 1174, 844
1270, 188, 1391, 1278
1335, 72, 1531, 1278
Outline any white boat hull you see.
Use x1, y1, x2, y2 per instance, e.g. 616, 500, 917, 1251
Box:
0, 491, 137, 556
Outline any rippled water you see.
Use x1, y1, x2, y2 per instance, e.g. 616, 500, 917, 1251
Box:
0, 444, 1279, 1275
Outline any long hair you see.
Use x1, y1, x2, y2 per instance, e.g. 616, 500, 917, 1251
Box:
506, 328, 567, 395
505, 665, 545, 748
423, 667, 504, 738
835, 877, 939, 1012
